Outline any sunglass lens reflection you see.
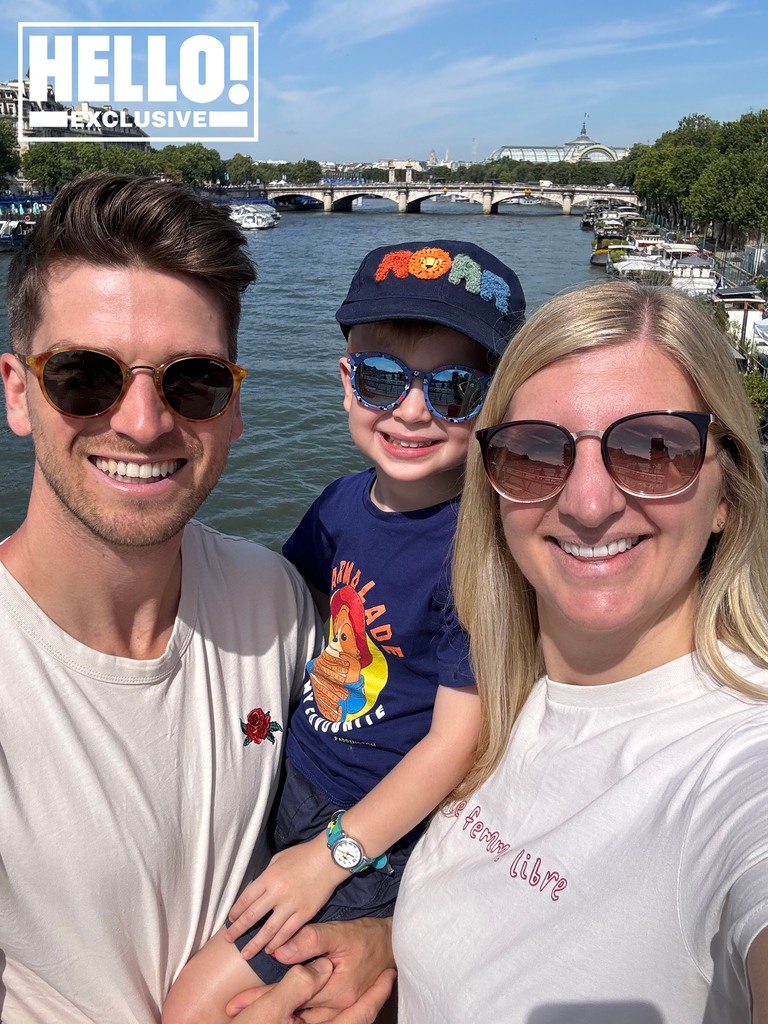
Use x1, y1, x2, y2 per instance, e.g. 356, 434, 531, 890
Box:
43, 350, 123, 416
162, 358, 234, 419
428, 368, 483, 419
605, 415, 702, 495
486, 423, 572, 501
354, 356, 483, 421
355, 357, 403, 408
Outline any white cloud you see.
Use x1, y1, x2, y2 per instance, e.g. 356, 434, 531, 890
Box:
16, 0, 76, 18
197, 0, 261, 19
294, 0, 459, 45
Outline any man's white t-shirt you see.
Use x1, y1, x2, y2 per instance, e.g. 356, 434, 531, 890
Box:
0, 521, 320, 1024
394, 649, 768, 1023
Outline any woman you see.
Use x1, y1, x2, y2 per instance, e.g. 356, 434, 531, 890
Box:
393, 281, 768, 1023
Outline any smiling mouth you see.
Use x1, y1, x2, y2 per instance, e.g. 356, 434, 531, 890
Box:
557, 536, 641, 559
93, 457, 184, 482
382, 433, 438, 449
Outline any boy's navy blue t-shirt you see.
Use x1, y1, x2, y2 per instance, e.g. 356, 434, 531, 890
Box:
282, 467, 474, 806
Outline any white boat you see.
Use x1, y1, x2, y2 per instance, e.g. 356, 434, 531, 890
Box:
604, 244, 644, 273
610, 256, 671, 282
752, 318, 768, 370
668, 255, 719, 297
628, 232, 665, 256
659, 242, 701, 261
0, 213, 41, 253
229, 204, 279, 230
714, 286, 767, 345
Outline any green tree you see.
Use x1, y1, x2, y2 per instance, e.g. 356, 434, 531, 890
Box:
21, 143, 63, 191
0, 119, 20, 179
740, 371, 768, 420
658, 113, 722, 151
225, 153, 257, 185
612, 144, 650, 189
634, 143, 703, 228
99, 145, 154, 175
631, 108, 768, 239
683, 157, 729, 240
153, 143, 224, 187
686, 152, 766, 242
286, 159, 322, 184
57, 142, 104, 183
720, 110, 768, 154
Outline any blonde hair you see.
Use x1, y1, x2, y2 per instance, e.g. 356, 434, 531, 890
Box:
453, 280, 768, 798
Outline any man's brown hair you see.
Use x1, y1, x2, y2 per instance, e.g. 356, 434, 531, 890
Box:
7, 172, 256, 359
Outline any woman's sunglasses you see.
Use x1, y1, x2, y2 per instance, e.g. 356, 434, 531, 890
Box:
347, 351, 490, 423
23, 348, 248, 422
477, 411, 717, 502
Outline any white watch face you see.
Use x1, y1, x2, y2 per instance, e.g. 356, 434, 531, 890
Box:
332, 837, 363, 870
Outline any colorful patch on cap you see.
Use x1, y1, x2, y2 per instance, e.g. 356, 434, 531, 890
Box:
375, 246, 511, 315
409, 247, 452, 279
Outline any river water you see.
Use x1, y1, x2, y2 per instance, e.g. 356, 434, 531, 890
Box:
0, 201, 605, 550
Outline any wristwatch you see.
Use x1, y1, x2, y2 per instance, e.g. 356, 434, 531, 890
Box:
326, 810, 391, 874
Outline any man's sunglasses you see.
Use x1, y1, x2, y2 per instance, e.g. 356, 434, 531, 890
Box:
23, 348, 248, 422
477, 411, 717, 502
347, 352, 490, 423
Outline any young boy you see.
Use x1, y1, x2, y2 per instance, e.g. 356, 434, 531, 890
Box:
162, 240, 525, 1022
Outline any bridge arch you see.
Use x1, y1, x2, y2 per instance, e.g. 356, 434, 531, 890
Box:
262, 183, 639, 215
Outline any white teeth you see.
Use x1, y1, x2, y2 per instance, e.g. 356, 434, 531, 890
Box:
388, 437, 434, 448
94, 458, 181, 481
559, 537, 639, 558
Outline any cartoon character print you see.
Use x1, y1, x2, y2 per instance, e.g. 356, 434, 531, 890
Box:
307, 584, 374, 723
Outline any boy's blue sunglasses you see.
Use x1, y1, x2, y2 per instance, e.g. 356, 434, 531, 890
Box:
347, 351, 489, 423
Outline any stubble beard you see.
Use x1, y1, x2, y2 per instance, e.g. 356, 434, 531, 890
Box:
32, 433, 229, 549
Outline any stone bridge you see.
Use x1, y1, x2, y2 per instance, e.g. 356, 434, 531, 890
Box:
263, 182, 639, 215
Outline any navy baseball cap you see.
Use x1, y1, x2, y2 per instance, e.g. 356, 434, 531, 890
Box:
335, 239, 526, 357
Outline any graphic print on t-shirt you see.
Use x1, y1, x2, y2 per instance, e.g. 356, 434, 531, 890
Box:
307, 582, 390, 722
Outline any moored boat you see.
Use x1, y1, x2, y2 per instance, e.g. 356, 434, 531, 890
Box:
0, 197, 49, 254
668, 255, 719, 297
229, 203, 279, 230
590, 231, 626, 266
714, 286, 767, 344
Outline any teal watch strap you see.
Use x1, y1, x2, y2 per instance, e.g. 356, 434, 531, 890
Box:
325, 810, 390, 873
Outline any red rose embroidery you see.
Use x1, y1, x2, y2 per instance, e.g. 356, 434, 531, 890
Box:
240, 707, 283, 747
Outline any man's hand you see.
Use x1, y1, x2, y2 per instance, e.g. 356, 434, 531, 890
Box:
225, 957, 394, 1023
226, 918, 395, 1024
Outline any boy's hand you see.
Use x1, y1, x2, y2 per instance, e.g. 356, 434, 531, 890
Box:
226, 835, 347, 959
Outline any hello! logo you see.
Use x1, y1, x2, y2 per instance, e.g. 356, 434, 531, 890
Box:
18, 22, 258, 143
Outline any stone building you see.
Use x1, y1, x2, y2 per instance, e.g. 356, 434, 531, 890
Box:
0, 78, 149, 151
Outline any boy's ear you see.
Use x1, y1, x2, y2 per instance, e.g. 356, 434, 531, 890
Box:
339, 356, 354, 413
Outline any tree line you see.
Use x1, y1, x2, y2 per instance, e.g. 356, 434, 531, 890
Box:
619, 112, 768, 244
3, 107, 766, 242
0, 137, 327, 194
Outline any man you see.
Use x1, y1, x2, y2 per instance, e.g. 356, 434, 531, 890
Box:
0, 172, 393, 1024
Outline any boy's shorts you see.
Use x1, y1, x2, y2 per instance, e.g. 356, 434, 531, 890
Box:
233, 759, 422, 983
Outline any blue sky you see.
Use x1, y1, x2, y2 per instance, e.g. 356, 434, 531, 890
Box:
4, 0, 764, 163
